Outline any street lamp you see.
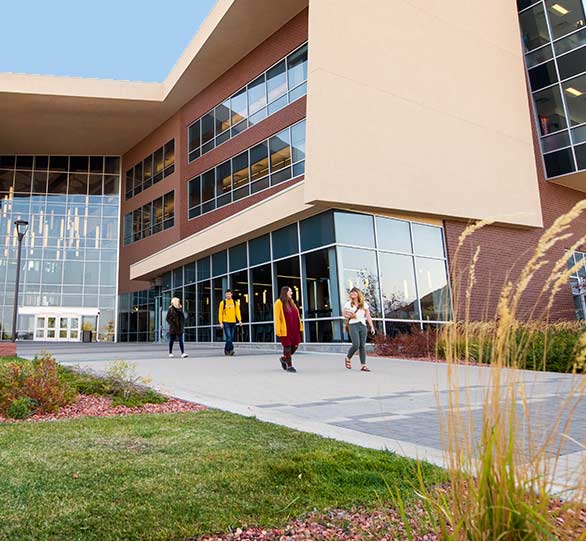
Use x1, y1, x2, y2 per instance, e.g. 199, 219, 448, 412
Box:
11, 220, 29, 342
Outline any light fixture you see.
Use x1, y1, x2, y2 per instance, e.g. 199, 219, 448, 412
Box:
551, 3, 570, 15
565, 86, 583, 96
14, 219, 29, 241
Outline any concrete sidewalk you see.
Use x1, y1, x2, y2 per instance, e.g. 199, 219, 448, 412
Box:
18, 342, 586, 486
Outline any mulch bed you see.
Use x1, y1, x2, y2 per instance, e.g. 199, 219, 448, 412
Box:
202, 499, 586, 541
0, 394, 206, 423
201, 505, 438, 541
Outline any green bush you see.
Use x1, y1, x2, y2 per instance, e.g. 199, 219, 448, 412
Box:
436, 322, 586, 373
5, 397, 35, 419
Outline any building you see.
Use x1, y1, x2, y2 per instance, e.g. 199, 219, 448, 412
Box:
0, 0, 585, 344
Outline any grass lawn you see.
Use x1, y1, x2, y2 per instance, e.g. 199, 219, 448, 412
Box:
0, 410, 443, 540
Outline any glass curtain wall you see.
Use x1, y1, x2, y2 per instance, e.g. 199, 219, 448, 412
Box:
517, 0, 586, 177
0, 155, 120, 340
119, 210, 451, 343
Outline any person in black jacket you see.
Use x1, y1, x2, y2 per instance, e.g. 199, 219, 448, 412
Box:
166, 297, 188, 358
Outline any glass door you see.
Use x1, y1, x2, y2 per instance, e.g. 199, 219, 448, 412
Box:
34, 315, 81, 341
35, 316, 46, 340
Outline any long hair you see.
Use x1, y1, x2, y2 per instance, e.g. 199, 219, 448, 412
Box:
349, 287, 365, 310
279, 286, 297, 310
171, 297, 182, 309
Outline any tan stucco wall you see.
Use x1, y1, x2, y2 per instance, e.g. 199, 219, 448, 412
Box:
304, 0, 543, 228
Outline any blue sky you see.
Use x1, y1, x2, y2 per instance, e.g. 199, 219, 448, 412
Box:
0, 0, 217, 82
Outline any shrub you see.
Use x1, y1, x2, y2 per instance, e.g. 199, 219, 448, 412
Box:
0, 353, 74, 418
436, 321, 586, 372
60, 362, 167, 408
5, 397, 35, 419
373, 325, 438, 359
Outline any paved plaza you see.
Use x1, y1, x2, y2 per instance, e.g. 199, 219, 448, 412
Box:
18, 342, 586, 489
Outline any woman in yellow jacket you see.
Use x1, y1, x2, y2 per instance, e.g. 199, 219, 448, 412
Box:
274, 286, 303, 373
218, 289, 242, 355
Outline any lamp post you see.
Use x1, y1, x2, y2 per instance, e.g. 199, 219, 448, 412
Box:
11, 220, 29, 342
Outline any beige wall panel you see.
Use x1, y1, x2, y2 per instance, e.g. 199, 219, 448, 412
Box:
304, 0, 542, 227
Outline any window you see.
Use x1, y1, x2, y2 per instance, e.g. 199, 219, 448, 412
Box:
563, 74, 586, 126
338, 246, 381, 317
544, 147, 576, 176
534, 86, 568, 135
300, 212, 335, 251
412, 223, 444, 258
416, 258, 450, 321
187, 120, 306, 219
123, 191, 174, 245
334, 212, 375, 248
251, 264, 273, 322
528, 60, 558, 91
379, 253, 419, 320
125, 140, 175, 199
303, 248, 339, 318
187, 43, 308, 162
519, 3, 550, 52
546, 0, 585, 40
272, 224, 298, 259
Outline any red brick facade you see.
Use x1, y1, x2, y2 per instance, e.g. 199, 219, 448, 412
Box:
119, 9, 308, 295
0, 342, 17, 357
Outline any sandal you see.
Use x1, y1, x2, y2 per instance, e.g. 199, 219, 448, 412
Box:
345, 358, 352, 370
360, 365, 371, 372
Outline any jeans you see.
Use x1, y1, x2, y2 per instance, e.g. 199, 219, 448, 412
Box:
169, 333, 184, 354
223, 322, 236, 353
347, 323, 367, 364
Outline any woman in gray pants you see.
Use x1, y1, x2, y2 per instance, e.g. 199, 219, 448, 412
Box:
343, 287, 375, 371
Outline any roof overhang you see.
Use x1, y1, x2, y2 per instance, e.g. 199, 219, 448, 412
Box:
0, 0, 307, 155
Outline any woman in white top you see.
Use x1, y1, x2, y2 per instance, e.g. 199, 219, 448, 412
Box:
343, 287, 375, 371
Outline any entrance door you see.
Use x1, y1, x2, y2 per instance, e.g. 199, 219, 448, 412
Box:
34, 315, 81, 341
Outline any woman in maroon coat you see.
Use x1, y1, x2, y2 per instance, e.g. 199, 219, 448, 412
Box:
274, 286, 303, 373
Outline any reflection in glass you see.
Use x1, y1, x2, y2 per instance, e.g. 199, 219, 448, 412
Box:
412, 223, 444, 257
197, 281, 211, 326
230, 269, 249, 323
564, 74, 586, 126
519, 3, 550, 51
275, 256, 301, 310
545, 0, 585, 40
251, 264, 273, 322
334, 212, 375, 248
338, 246, 381, 317
416, 257, 450, 321
267, 60, 287, 102
534, 86, 567, 135
303, 248, 339, 318
379, 253, 419, 319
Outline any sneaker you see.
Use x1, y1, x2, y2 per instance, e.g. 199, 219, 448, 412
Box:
229, 350, 235, 356
286, 366, 297, 373
181, 353, 189, 358
169, 353, 174, 358
279, 357, 288, 371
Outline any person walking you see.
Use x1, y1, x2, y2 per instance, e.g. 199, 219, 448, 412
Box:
218, 289, 242, 355
166, 297, 188, 358
343, 287, 375, 371
274, 286, 303, 373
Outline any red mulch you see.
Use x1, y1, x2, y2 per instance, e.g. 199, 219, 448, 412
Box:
0, 394, 206, 423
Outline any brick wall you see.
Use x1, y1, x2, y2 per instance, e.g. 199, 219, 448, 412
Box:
444, 100, 586, 321
0, 342, 17, 357
118, 9, 308, 295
